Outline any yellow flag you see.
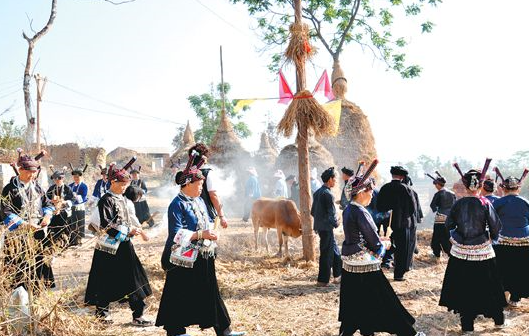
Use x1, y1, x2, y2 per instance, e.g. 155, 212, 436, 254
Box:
323, 100, 342, 136
234, 99, 256, 113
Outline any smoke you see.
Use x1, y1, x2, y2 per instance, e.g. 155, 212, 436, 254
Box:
208, 165, 237, 200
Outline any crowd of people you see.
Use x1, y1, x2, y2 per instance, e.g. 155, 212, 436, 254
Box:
2, 146, 529, 336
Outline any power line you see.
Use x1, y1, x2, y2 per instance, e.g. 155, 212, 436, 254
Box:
0, 82, 21, 93
46, 79, 180, 125
42, 99, 185, 125
0, 89, 21, 100
193, 0, 254, 39
0, 79, 20, 86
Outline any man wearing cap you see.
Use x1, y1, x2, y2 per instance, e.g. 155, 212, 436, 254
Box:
311, 167, 342, 286
242, 167, 261, 223
85, 160, 153, 326
130, 167, 154, 227
69, 165, 88, 246
1, 151, 55, 290
376, 166, 416, 281
428, 174, 456, 259
339, 167, 354, 210
285, 174, 300, 208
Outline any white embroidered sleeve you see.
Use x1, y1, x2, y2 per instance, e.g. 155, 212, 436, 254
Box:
174, 228, 194, 247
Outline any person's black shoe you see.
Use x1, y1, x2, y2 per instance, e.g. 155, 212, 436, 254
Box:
132, 317, 154, 327
393, 277, 406, 281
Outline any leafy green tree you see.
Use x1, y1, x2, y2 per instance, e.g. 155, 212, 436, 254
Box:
231, 0, 441, 78
171, 125, 186, 150
0, 119, 25, 150
188, 83, 251, 145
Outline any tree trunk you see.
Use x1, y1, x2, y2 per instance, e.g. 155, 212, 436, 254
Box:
23, 43, 35, 147
297, 121, 315, 261
22, 0, 58, 150
293, 0, 316, 261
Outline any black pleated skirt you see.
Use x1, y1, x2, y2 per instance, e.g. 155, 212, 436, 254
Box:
439, 256, 507, 316
494, 244, 529, 299
338, 269, 416, 336
84, 240, 152, 305
156, 255, 231, 332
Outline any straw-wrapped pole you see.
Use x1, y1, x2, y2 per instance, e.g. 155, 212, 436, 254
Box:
277, 0, 335, 262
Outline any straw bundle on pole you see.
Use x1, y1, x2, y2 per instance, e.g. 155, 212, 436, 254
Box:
277, 0, 335, 262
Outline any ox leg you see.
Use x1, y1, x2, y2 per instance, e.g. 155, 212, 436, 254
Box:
253, 221, 259, 251
284, 234, 290, 259
264, 228, 270, 254
275, 228, 283, 257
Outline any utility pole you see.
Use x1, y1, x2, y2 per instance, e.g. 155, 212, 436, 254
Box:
34, 74, 47, 152
220, 45, 226, 112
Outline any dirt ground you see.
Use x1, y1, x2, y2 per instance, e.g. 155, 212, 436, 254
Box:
49, 189, 529, 336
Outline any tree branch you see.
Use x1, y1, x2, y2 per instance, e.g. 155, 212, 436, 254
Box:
335, 0, 361, 60
23, 0, 58, 44
303, 7, 335, 58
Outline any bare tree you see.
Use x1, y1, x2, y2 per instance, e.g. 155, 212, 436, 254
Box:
22, 0, 58, 148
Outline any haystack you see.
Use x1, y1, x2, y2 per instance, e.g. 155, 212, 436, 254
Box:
254, 132, 278, 196
318, 60, 378, 174
167, 121, 196, 169
209, 110, 250, 167
209, 109, 250, 216
275, 136, 336, 184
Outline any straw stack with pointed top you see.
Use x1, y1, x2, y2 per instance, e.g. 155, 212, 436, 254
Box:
209, 110, 250, 167
318, 59, 378, 174
167, 120, 196, 170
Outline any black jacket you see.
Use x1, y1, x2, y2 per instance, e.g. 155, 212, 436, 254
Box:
342, 203, 383, 256
445, 196, 502, 245
311, 185, 338, 231
376, 180, 415, 230
430, 188, 456, 216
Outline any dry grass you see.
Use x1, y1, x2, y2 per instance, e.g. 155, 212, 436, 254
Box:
277, 91, 335, 139
3, 188, 529, 336
285, 22, 315, 68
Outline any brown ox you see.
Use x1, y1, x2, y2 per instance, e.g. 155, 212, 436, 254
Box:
251, 198, 302, 257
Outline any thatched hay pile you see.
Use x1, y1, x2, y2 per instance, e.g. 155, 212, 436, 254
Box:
275, 136, 336, 183
253, 132, 278, 196
209, 110, 250, 216
318, 60, 378, 174
166, 121, 195, 170
209, 110, 250, 167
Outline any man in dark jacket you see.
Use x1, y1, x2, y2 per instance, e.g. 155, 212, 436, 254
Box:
311, 167, 342, 286
376, 166, 417, 281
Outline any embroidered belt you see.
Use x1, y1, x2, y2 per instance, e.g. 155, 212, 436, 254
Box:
434, 213, 447, 224
450, 238, 495, 261
342, 250, 381, 273
497, 235, 529, 247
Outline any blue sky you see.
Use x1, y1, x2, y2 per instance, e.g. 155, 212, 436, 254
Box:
1, 0, 528, 165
